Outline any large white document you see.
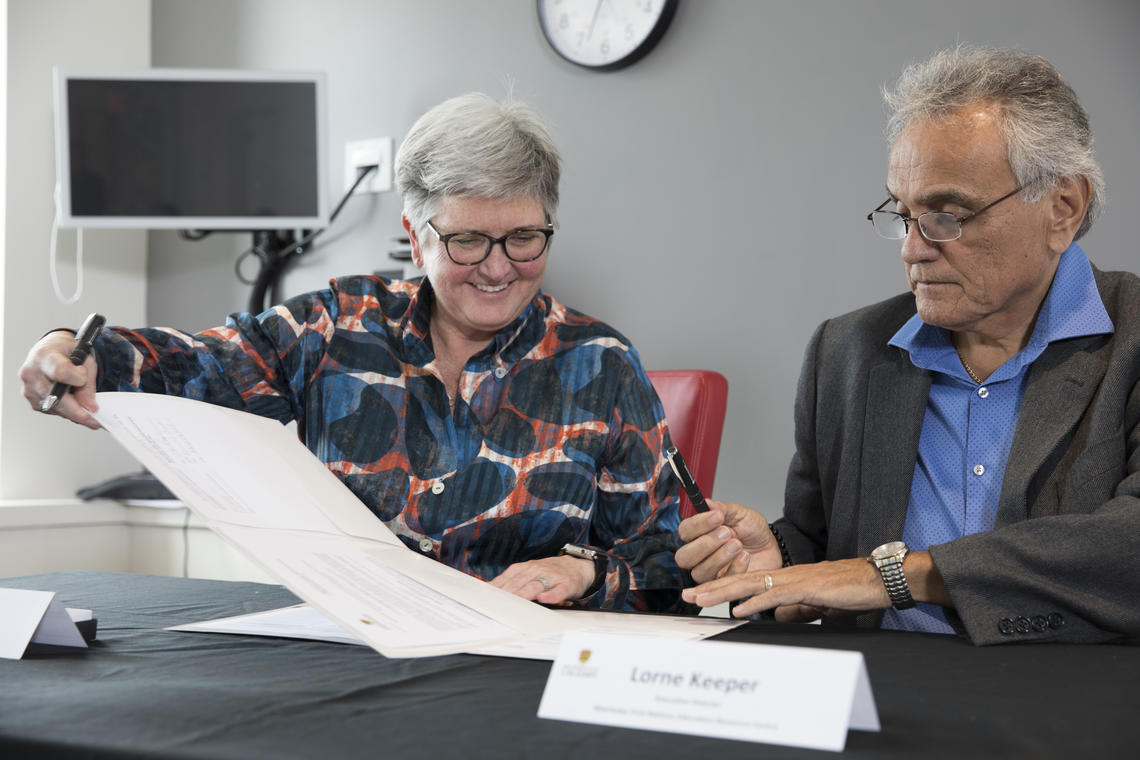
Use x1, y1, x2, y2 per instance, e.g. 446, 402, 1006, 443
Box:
92, 392, 574, 658
167, 603, 745, 661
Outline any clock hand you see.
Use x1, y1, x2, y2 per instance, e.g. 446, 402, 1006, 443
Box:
587, 0, 604, 39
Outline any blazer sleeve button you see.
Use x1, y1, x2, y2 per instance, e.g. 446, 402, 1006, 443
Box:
999, 618, 1015, 635
1031, 615, 1049, 632
1015, 617, 1031, 634
1048, 612, 1065, 629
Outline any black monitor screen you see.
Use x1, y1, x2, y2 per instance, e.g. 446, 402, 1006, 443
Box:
56, 71, 327, 229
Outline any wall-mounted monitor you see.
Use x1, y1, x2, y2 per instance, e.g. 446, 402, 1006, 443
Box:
53, 68, 328, 230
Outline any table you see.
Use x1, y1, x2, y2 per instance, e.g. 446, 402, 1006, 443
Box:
2, 571, 1136, 759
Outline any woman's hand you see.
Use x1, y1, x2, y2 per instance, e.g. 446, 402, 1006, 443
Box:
491, 554, 599, 604
19, 331, 101, 429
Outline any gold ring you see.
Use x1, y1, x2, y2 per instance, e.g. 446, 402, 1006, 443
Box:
764, 573, 773, 592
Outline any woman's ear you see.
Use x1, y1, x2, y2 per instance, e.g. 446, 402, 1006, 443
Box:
402, 214, 424, 268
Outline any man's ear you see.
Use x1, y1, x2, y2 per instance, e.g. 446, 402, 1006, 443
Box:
402, 214, 424, 268
1045, 175, 1091, 253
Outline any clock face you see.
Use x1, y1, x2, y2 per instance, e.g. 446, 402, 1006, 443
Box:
537, 0, 678, 71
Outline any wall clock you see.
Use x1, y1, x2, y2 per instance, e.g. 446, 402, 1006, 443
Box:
537, 0, 679, 72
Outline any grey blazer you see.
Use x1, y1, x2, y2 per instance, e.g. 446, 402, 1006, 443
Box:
774, 265, 1140, 645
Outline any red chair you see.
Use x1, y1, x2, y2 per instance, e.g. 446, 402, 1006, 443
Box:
647, 370, 728, 518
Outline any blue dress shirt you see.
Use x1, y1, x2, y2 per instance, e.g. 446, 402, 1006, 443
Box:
882, 243, 1114, 633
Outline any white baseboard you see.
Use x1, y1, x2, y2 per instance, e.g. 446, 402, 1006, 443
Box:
0, 499, 270, 582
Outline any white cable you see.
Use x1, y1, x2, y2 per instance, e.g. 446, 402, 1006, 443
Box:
49, 183, 84, 304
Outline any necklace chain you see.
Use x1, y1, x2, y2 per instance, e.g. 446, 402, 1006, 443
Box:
957, 350, 984, 384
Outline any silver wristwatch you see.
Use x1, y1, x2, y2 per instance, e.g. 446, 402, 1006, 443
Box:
868, 541, 916, 610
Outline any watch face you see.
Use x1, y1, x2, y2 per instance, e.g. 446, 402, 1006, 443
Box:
537, 0, 678, 71
872, 541, 907, 560
561, 544, 599, 560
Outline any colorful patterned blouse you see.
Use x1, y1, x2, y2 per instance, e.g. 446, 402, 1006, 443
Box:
93, 276, 689, 612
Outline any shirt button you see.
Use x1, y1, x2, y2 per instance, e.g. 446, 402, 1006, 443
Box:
431, 481, 445, 495
418, 538, 433, 553
977, 386, 989, 399
972, 464, 986, 476
493, 366, 507, 379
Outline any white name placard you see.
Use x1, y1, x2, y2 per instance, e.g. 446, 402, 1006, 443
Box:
538, 632, 879, 752
0, 588, 88, 660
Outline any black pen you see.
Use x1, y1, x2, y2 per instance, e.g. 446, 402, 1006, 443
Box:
666, 446, 710, 513
40, 312, 105, 413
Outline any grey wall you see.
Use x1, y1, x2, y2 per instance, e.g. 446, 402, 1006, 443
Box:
1, 0, 149, 501
148, 0, 1140, 518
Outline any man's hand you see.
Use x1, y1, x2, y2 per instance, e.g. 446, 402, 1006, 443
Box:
675, 500, 783, 584
491, 554, 599, 605
681, 550, 949, 622
19, 331, 100, 429
682, 557, 891, 621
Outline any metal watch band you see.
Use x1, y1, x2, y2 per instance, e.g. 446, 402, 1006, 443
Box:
877, 557, 916, 610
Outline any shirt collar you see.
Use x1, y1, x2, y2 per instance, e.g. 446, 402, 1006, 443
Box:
400, 277, 433, 345
889, 242, 1113, 379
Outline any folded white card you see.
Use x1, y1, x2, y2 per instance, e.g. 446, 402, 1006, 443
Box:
538, 632, 879, 752
0, 588, 88, 660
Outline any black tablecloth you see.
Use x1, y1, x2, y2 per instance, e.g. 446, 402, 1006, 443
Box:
1, 571, 1136, 759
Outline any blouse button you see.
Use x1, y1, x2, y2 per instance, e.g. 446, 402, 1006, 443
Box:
431, 481, 445, 495
973, 464, 986, 476
418, 538, 433, 553
977, 386, 989, 399
494, 366, 507, 379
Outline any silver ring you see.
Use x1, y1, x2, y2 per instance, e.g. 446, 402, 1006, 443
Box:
764, 573, 773, 592
536, 576, 551, 592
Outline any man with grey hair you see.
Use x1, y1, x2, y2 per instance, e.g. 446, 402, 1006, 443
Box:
677, 47, 1140, 644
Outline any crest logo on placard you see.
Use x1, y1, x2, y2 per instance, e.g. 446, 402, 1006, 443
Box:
559, 649, 599, 678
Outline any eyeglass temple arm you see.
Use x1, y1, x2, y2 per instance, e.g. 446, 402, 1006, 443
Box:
867, 196, 894, 220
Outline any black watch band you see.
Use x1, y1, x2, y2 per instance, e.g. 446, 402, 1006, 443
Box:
560, 544, 608, 598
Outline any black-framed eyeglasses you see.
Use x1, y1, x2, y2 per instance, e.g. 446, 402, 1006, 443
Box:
426, 219, 554, 266
867, 185, 1025, 243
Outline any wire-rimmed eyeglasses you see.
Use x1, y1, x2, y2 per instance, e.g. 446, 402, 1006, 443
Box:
867, 185, 1025, 243
426, 220, 554, 266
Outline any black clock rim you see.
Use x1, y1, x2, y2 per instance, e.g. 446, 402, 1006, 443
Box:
537, 0, 679, 72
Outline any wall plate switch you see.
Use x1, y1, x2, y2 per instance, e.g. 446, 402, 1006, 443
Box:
344, 137, 393, 194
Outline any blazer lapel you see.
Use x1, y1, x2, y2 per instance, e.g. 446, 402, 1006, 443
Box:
997, 337, 1107, 525
858, 357, 931, 554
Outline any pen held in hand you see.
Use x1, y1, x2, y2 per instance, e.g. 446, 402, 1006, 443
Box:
666, 445, 710, 513
40, 312, 106, 414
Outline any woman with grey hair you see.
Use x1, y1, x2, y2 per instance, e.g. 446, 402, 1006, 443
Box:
22, 92, 690, 613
